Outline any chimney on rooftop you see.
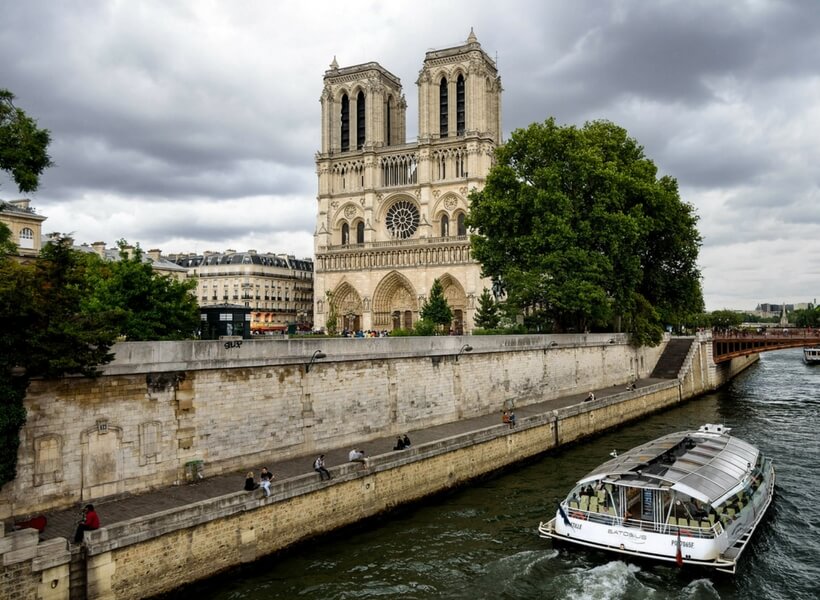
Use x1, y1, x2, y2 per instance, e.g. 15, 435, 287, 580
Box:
147, 249, 162, 262
91, 241, 106, 257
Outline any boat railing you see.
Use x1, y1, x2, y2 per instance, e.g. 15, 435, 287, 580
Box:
566, 504, 723, 539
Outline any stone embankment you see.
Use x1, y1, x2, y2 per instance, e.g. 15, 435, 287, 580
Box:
0, 333, 757, 599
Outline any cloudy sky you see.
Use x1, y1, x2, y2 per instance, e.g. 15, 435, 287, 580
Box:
2, 0, 819, 311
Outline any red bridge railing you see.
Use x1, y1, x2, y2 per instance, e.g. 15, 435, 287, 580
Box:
712, 328, 820, 363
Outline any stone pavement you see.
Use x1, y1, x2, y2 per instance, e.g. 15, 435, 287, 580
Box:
31, 378, 665, 543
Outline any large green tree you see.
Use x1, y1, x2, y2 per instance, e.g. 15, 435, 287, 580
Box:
0, 236, 119, 486
467, 118, 703, 344
0, 89, 52, 193
83, 241, 199, 341
420, 278, 453, 334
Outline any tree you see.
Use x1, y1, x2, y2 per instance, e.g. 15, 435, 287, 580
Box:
467, 118, 703, 344
0, 89, 52, 193
474, 288, 500, 329
83, 241, 199, 341
0, 236, 119, 487
420, 278, 453, 334
325, 291, 338, 335
710, 310, 743, 330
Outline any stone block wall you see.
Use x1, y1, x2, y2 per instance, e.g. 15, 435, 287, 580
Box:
0, 528, 70, 600
3, 334, 664, 519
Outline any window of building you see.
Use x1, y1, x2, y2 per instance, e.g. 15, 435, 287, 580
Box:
457, 212, 467, 236
19, 227, 34, 249
357, 91, 365, 149
439, 77, 448, 138
440, 214, 449, 237
456, 74, 465, 135
341, 94, 350, 152
386, 200, 420, 239
356, 221, 365, 244
386, 96, 392, 145
342, 223, 350, 245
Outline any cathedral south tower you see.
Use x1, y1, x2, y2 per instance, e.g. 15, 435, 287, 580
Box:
314, 29, 502, 333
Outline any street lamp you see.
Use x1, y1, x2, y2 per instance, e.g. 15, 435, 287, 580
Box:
456, 344, 473, 361
305, 350, 326, 373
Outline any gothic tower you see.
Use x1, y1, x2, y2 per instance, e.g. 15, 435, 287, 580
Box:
314, 30, 502, 333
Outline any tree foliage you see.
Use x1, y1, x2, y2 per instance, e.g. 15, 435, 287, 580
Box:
467, 118, 703, 345
709, 309, 743, 330
325, 291, 338, 335
0, 89, 52, 193
0, 236, 119, 487
420, 278, 453, 333
793, 307, 819, 328
474, 287, 500, 330
83, 241, 199, 341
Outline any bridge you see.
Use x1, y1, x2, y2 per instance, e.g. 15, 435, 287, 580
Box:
712, 329, 820, 363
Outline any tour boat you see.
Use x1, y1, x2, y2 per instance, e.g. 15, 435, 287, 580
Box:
538, 424, 775, 574
803, 347, 820, 364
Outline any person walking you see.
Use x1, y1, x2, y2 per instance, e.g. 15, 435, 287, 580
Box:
314, 454, 332, 480
509, 411, 517, 428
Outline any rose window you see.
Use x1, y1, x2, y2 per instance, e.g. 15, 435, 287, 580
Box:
385, 200, 420, 239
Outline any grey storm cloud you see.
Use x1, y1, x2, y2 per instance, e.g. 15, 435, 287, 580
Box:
3, 0, 820, 310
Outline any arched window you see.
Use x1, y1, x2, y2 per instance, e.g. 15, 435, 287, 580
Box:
440, 215, 449, 237
357, 91, 365, 149
457, 213, 466, 236
439, 77, 448, 138
456, 74, 465, 135
19, 227, 34, 249
341, 223, 350, 245
356, 221, 365, 244
386, 96, 393, 145
341, 94, 350, 152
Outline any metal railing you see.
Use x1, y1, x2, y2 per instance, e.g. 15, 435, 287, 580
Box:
565, 504, 723, 539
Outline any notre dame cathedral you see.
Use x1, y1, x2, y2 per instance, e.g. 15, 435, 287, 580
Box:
313, 30, 502, 333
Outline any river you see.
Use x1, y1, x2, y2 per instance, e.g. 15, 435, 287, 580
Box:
172, 348, 819, 600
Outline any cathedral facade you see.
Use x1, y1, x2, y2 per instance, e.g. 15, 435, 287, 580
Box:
313, 30, 502, 333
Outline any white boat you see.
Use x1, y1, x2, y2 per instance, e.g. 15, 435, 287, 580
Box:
538, 424, 775, 574
803, 347, 820, 364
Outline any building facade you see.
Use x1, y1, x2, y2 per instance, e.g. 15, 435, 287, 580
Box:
169, 250, 314, 333
0, 198, 47, 262
313, 30, 502, 333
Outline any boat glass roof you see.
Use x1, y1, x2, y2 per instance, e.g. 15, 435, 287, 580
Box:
577, 428, 759, 504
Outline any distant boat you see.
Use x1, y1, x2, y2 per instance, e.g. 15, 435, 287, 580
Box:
538, 424, 775, 574
803, 347, 820, 364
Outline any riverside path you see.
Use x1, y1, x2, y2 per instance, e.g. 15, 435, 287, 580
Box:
32, 378, 665, 543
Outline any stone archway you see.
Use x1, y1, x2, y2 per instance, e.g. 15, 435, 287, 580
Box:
332, 281, 364, 332
439, 273, 467, 334
372, 271, 418, 330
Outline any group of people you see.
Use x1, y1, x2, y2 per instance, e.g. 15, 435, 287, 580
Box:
393, 434, 412, 450
244, 467, 275, 496
501, 410, 517, 428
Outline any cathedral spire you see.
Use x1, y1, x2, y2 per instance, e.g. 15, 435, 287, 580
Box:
329, 56, 339, 70
467, 27, 477, 44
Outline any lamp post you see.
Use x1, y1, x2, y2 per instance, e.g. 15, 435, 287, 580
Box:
305, 350, 326, 373
456, 344, 473, 361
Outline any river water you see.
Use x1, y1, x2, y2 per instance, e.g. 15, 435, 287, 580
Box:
176, 348, 818, 600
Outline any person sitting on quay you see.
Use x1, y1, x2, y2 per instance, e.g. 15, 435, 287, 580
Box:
393, 436, 406, 451
73, 504, 100, 544
259, 467, 274, 497
244, 471, 259, 491
502, 410, 510, 425
349, 448, 367, 465
509, 411, 517, 428
402, 434, 411, 448
584, 391, 595, 402
314, 454, 332, 480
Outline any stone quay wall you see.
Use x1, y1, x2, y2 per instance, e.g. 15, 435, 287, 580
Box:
2, 333, 663, 519
0, 334, 758, 600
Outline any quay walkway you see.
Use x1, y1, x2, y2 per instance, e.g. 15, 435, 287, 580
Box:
34, 378, 665, 543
